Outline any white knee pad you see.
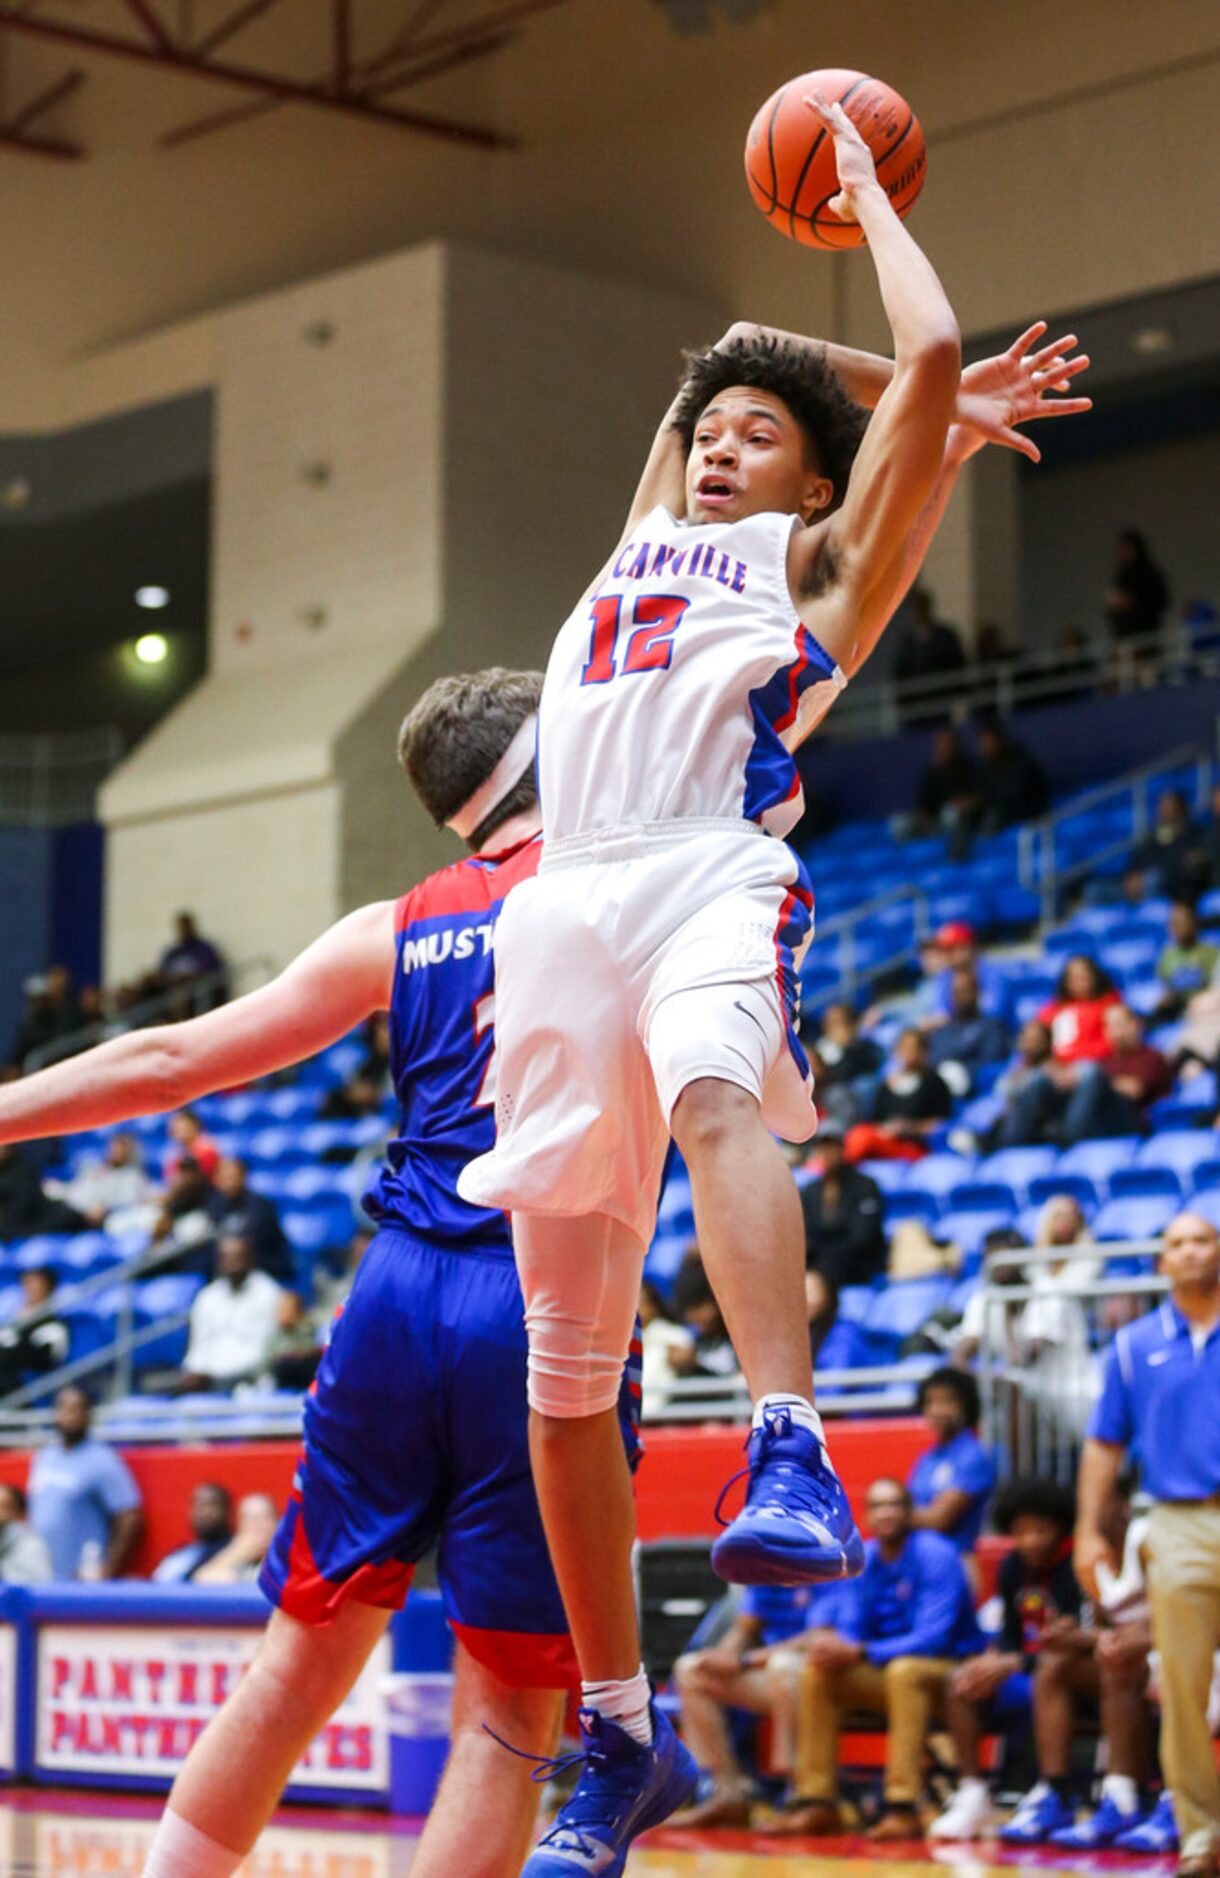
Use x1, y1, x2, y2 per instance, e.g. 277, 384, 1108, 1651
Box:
646, 978, 780, 1124
515, 1213, 645, 1419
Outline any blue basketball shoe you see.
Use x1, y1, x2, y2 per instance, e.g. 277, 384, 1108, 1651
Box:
1115, 1793, 1179, 1853
710, 1406, 865, 1585
521, 1701, 697, 1877
999, 1783, 1077, 1845
1050, 1794, 1142, 1848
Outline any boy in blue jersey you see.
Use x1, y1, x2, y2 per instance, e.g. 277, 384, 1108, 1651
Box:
0, 670, 644, 1878
908, 1368, 997, 1572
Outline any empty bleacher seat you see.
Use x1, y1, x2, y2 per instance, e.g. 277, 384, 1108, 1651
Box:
975, 1146, 1058, 1203
1092, 1195, 1176, 1242
936, 1208, 1018, 1258
905, 1153, 975, 1204
1134, 1132, 1220, 1181
1109, 1166, 1183, 1200
1055, 1139, 1139, 1196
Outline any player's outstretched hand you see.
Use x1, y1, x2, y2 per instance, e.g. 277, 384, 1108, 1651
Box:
804, 92, 878, 222
956, 321, 1092, 462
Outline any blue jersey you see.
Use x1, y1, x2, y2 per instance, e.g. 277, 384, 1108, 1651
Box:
364, 834, 542, 1251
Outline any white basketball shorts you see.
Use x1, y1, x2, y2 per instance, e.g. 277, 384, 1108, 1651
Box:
458, 821, 818, 1247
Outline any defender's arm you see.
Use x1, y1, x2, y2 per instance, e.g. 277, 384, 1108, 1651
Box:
0, 903, 396, 1144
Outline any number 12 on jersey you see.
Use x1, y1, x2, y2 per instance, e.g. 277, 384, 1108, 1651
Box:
581, 593, 691, 686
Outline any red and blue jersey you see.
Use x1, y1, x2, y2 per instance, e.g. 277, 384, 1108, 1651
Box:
363, 834, 542, 1252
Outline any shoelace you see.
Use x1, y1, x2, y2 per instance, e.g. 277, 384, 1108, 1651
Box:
712, 1409, 840, 1530
481, 1724, 639, 1858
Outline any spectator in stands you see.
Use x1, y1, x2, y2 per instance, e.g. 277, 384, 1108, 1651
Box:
313, 1226, 372, 1319
1105, 527, 1169, 644
163, 1108, 220, 1183
1076, 1211, 1220, 1878
916, 923, 1013, 1030
810, 1003, 884, 1126
1133, 790, 1208, 903
0, 1142, 84, 1240
928, 966, 1011, 1095
804, 1268, 840, 1361
772, 1478, 979, 1841
975, 719, 1051, 831
997, 1480, 1156, 1848
1005, 1002, 1170, 1146
908, 1369, 997, 1572
1157, 902, 1220, 1020
263, 1291, 323, 1392
45, 1130, 157, 1229
974, 622, 1011, 668
844, 1030, 952, 1164
893, 588, 967, 694
152, 1482, 235, 1583
800, 1120, 887, 1288
149, 1156, 219, 1275
1017, 1197, 1100, 1438
157, 911, 226, 1000
1039, 955, 1121, 1063
950, 1232, 1030, 1368
0, 1267, 69, 1396
178, 1234, 283, 1394
674, 1583, 844, 1828
669, 1252, 738, 1381
193, 1492, 278, 1585
638, 1279, 692, 1419
929, 1478, 1081, 1841
11, 965, 81, 1069
27, 1385, 144, 1580
994, 1020, 1057, 1146
0, 1481, 52, 1583
205, 1157, 292, 1284
320, 1013, 395, 1123
902, 727, 981, 855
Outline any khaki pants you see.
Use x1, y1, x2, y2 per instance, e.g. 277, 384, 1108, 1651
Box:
794, 1655, 955, 1805
1147, 1500, 1220, 1861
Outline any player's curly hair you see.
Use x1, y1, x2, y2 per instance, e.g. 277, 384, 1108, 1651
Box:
670, 333, 869, 509
398, 667, 543, 851
993, 1477, 1077, 1538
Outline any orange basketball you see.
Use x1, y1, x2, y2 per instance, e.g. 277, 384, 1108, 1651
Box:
744, 68, 926, 250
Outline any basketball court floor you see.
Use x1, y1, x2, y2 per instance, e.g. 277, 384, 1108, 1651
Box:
0, 1791, 1178, 1877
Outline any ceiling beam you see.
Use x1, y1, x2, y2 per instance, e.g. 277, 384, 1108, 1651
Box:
191, 0, 281, 60
0, 7, 517, 149
0, 121, 82, 159
7, 65, 84, 134
124, 0, 173, 50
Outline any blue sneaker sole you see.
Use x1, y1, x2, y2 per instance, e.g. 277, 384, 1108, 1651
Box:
524, 1738, 699, 1878
710, 1526, 866, 1586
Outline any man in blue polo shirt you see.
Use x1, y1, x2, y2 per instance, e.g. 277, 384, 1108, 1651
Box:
772, 1478, 980, 1842
908, 1368, 997, 1579
1075, 1211, 1220, 1878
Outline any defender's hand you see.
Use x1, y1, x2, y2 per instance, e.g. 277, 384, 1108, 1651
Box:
805, 93, 879, 222
956, 322, 1092, 462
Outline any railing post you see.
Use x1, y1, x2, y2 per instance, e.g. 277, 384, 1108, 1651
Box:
116, 1287, 134, 1401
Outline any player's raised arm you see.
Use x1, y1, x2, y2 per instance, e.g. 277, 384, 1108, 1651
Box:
793, 96, 961, 673
0, 902, 396, 1145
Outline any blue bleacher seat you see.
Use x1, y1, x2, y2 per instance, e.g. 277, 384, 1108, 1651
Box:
936, 1208, 1018, 1257
814, 1319, 869, 1371
1187, 1189, 1220, 1233
883, 1192, 939, 1229
976, 1146, 1058, 1202
905, 1153, 975, 1204
1108, 1166, 1183, 1200
1027, 1172, 1098, 1214
281, 1210, 334, 1260
137, 1275, 204, 1318
1055, 1139, 1139, 1195
60, 1308, 112, 1364
857, 1160, 910, 1194
947, 1180, 1021, 1215
1188, 1159, 1220, 1193
13, 1235, 70, 1274
1092, 1195, 1176, 1242
642, 1233, 689, 1290
1136, 1132, 1218, 1180
262, 1087, 320, 1123
836, 1285, 878, 1326
863, 1275, 955, 1344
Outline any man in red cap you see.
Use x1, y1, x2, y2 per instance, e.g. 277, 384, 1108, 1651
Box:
916, 922, 1013, 1034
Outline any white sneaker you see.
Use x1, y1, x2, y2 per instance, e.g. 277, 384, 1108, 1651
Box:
928, 1782, 998, 1841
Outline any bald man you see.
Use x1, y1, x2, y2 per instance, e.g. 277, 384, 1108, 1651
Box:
1076, 1212, 1220, 1878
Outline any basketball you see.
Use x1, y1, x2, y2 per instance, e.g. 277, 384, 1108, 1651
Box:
744, 68, 926, 250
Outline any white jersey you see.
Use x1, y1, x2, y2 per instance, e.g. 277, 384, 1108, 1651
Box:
538, 505, 847, 843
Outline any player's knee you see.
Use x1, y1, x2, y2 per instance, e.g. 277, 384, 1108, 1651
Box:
670, 1077, 760, 1160
525, 1342, 623, 1420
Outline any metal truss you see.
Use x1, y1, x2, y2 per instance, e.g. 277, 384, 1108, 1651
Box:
0, 0, 574, 159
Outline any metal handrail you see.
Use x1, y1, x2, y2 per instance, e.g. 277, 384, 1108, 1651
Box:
1016, 743, 1213, 925
824, 617, 1216, 742
809, 882, 931, 1003
22, 954, 277, 1074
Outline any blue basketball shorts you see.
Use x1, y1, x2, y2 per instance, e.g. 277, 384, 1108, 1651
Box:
261, 1227, 642, 1688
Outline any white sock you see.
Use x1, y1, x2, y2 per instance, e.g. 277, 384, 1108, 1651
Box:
1102, 1773, 1140, 1815
958, 1776, 989, 1798
142, 1809, 243, 1878
582, 1666, 653, 1747
753, 1393, 831, 1461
